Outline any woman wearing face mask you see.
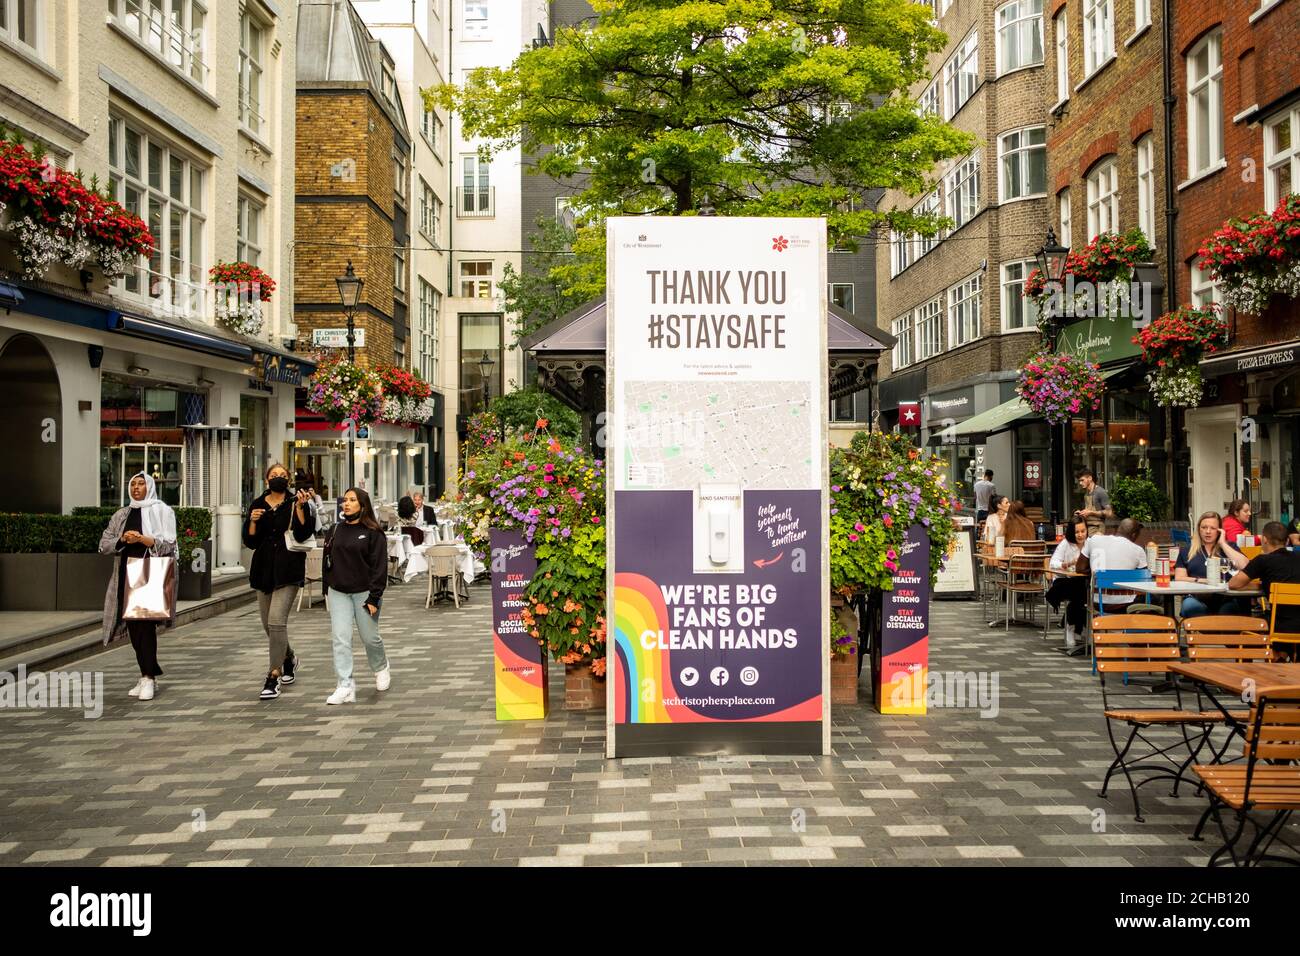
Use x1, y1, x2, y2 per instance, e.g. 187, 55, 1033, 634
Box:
98, 473, 178, 701
244, 462, 317, 700
322, 487, 391, 705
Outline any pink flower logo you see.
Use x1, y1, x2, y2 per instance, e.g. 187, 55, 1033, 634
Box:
772, 236, 789, 252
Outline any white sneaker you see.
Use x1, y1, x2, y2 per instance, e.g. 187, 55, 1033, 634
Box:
326, 685, 356, 705
375, 666, 391, 692
1064, 623, 1077, 648
138, 678, 156, 701
128, 678, 146, 698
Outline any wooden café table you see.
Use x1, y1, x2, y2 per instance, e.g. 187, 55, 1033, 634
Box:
1169, 661, 1300, 742
1117, 579, 1264, 618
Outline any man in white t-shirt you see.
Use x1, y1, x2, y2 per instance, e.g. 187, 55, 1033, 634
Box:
1078, 518, 1149, 611
973, 470, 997, 523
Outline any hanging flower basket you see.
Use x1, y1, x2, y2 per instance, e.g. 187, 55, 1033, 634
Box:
1015, 349, 1105, 425
1198, 193, 1300, 314
0, 136, 153, 280
376, 365, 435, 426
305, 354, 384, 427
1132, 304, 1227, 408
1146, 366, 1205, 408
1023, 228, 1154, 326
210, 261, 275, 337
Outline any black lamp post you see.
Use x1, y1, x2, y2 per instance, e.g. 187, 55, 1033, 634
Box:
1035, 228, 1072, 526
1035, 227, 1071, 318
478, 350, 495, 414
335, 260, 365, 490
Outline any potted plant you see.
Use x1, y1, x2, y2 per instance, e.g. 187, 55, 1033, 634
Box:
1198, 193, 1300, 315
175, 507, 214, 601
210, 260, 276, 337
1015, 348, 1105, 426
829, 605, 859, 705
1109, 475, 1170, 523
1132, 304, 1228, 408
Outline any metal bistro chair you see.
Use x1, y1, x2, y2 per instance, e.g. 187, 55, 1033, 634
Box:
976, 541, 1003, 619
1184, 615, 1273, 766
1088, 568, 1153, 670
425, 543, 469, 609
298, 548, 325, 610
996, 554, 1051, 635
1093, 614, 1226, 822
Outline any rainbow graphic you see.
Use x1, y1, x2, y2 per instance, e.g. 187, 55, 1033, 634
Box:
878, 637, 929, 716
613, 572, 821, 724
494, 632, 548, 720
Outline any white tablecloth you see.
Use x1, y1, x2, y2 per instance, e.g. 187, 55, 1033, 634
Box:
386, 534, 416, 566
403, 541, 481, 585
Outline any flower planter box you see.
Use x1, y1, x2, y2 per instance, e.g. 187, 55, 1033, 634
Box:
0, 553, 59, 610
178, 541, 213, 601
831, 648, 860, 705
55, 553, 114, 611
564, 661, 607, 711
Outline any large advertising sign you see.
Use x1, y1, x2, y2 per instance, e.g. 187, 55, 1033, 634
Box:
876, 525, 930, 715
606, 217, 829, 757
491, 530, 548, 720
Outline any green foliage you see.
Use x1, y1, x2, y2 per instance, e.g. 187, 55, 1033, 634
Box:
829, 430, 962, 592
0, 507, 213, 558
1109, 475, 1170, 523
488, 387, 583, 443
498, 215, 587, 346
427, 0, 974, 298
174, 507, 214, 567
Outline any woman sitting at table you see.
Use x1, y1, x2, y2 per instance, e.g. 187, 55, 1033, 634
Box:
1222, 499, 1252, 545
1175, 511, 1250, 618
1002, 500, 1038, 547
984, 495, 1010, 544
1046, 519, 1090, 652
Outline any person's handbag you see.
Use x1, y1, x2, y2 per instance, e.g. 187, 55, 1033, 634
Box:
122, 555, 175, 621
284, 501, 318, 552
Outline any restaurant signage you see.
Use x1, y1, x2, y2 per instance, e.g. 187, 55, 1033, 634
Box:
1201, 341, 1300, 378
1055, 315, 1141, 366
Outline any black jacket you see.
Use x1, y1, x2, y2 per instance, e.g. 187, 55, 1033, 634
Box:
243, 494, 317, 594
322, 520, 388, 608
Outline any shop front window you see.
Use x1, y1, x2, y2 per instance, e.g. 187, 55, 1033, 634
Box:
100, 376, 191, 507
240, 394, 268, 505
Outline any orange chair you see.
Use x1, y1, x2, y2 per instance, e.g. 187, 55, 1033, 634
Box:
1267, 583, 1300, 661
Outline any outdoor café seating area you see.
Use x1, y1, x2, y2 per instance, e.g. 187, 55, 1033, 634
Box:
971, 525, 1300, 867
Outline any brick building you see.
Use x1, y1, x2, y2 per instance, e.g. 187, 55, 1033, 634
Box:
876, 0, 1052, 511
1044, 0, 1173, 514
295, 0, 423, 502
1172, 0, 1300, 526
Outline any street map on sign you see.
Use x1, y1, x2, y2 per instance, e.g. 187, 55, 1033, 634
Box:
621, 381, 814, 489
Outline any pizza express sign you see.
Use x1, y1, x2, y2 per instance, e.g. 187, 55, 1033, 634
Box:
1201, 342, 1300, 377
251, 351, 306, 386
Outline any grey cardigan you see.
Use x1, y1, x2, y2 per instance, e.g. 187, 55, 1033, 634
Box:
98, 507, 178, 645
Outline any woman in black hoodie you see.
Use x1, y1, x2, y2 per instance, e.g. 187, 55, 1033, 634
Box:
243, 462, 317, 700
323, 487, 391, 705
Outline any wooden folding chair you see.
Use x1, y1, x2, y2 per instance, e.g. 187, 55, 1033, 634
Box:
1192, 685, 1300, 866
1184, 616, 1272, 766
1267, 582, 1300, 662
1093, 614, 1226, 822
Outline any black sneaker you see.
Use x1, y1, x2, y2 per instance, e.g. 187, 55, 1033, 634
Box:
260, 673, 281, 700
280, 654, 299, 685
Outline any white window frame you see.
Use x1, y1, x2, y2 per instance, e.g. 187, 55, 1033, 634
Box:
919, 80, 940, 118
1134, 0, 1151, 32
0, 0, 44, 59
107, 114, 208, 318
998, 125, 1047, 202
892, 311, 915, 369
418, 278, 440, 385
948, 273, 983, 348
419, 176, 439, 240
393, 148, 408, 203
421, 107, 443, 160
1136, 134, 1156, 246
394, 247, 406, 296
1001, 260, 1040, 332
236, 192, 264, 268
111, 0, 209, 87
1186, 30, 1223, 177
996, 0, 1044, 76
462, 0, 489, 40
1086, 158, 1119, 239
917, 296, 944, 360
890, 228, 914, 277
239, 8, 268, 139
1083, 0, 1114, 78
1054, 10, 1069, 103
458, 153, 493, 216
460, 260, 493, 298
1263, 105, 1298, 210
1189, 256, 1223, 308
943, 31, 979, 120
829, 282, 854, 314
945, 151, 982, 229
916, 189, 942, 257
1059, 187, 1073, 246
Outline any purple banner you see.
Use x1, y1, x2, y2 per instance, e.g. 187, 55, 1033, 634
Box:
876, 525, 930, 715
490, 529, 547, 720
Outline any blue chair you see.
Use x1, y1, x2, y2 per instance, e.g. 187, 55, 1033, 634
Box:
1170, 528, 1191, 551
1089, 569, 1154, 671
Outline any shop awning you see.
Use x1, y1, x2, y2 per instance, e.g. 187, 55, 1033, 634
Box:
109, 311, 253, 362
934, 368, 1125, 442
0, 281, 24, 310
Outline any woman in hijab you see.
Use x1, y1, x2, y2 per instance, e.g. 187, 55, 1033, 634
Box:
98, 472, 178, 701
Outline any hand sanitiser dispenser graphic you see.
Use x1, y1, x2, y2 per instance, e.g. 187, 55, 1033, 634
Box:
694, 484, 743, 573
708, 506, 730, 565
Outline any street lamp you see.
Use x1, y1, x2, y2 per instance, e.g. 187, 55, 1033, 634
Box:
335, 260, 364, 364
1035, 228, 1071, 528
335, 261, 365, 490
478, 350, 496, 414
1035, 227, 1070, 290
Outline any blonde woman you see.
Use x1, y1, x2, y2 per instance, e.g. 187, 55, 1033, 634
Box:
1175, 511, 1250, 618
98, 473, 178, 701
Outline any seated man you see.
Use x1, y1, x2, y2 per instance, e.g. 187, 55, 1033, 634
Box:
1077, 517, 1149, 615
1230, 520, 1300, 660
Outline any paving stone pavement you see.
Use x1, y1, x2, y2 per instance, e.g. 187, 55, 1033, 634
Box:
0, 582, 1255, 867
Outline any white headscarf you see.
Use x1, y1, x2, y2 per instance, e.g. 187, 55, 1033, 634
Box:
127, 472, 177, 545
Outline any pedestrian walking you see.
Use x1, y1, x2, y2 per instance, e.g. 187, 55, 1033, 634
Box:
323, 487, 391, 705
98, 472, 178, 701
244, 462, 317, 700
973, 470, 996, 523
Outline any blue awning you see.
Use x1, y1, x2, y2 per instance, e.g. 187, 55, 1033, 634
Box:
109, 311, 253, 361
0, 282, 23, 310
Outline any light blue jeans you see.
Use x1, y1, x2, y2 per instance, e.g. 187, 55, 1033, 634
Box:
327, 590, 388, 689
1179, 596, 1249, 619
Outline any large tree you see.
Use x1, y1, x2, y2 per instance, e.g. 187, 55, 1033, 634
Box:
431, 0, 970, 309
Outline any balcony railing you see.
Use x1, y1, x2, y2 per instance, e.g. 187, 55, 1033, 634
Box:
119, 0, 210, 85
456, 186, 495, 218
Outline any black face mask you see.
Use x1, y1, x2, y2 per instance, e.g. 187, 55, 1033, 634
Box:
343, 511, 361, 523
268, 476, 289, 493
